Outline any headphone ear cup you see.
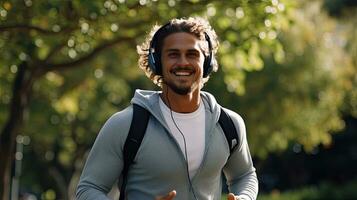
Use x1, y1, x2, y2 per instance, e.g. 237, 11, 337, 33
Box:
203, 32, 214, 78
148, 51, 162, 75
155, 53, 162, 76
148, 51, 157, 74
203, 55, 213, 78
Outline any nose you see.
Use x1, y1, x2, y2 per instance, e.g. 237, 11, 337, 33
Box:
177, 55, 190, 66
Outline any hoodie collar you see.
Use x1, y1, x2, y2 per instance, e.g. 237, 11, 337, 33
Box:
131, 89, 221, 124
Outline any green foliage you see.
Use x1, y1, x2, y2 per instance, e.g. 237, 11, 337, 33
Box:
207, 1, 355, 158
211, 0, 293, 94
320, 0, 357, 124
258, 180, 357, 200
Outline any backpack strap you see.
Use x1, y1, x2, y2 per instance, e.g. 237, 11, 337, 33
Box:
218, 107, 239, 154
119, 105, 239, 199
119, 104, 150, 200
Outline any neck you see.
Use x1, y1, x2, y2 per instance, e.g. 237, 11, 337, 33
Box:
161, 86, 201, 113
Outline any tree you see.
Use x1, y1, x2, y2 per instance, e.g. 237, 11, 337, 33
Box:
207, 0, 355, 158
0, 0, 291, 199
323, 0, 357, 118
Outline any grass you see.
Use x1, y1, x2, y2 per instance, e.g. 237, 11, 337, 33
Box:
221, 179, 357, 200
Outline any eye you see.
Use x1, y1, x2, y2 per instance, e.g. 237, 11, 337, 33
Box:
187, 51, 200, 58
168, 52, 179, 58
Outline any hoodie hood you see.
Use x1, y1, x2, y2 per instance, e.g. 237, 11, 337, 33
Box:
130, 89, 221, 125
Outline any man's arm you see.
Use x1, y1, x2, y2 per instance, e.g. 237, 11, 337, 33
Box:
76, 108, 132, 200
222, 109, 258, 200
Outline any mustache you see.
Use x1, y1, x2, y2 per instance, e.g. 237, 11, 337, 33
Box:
170, 66, 195, 73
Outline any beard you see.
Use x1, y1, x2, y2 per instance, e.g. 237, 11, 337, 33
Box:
163, 79, 192, 95
162, 66, 202, 95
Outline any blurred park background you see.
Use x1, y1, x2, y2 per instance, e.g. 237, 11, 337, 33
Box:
0, 0, 356, 199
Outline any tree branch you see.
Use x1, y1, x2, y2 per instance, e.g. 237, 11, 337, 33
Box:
45, 42, 68, 63
0, 24, 72, 35
45, 36, 136, 71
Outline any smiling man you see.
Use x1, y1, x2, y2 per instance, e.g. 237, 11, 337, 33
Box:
76, 17, 258, 200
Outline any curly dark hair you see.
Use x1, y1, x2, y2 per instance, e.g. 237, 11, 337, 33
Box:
137, 17, 219, 87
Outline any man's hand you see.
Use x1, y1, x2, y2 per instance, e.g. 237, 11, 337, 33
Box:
227, 193, 240, 200
155, 190, 176, 200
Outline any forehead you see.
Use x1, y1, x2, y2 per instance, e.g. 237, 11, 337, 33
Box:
162, 32, 204, 51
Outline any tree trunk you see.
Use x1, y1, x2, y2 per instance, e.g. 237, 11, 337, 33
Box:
0, 62, 34, 200
48, 167, 69, 200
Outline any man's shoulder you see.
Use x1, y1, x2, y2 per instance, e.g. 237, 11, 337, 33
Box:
220, 107, 243, 120
108, 105, 134, 123
99, 106, 134, 137
220, 107, 246, 134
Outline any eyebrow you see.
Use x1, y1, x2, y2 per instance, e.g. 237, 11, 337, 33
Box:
164, 48, 201, 53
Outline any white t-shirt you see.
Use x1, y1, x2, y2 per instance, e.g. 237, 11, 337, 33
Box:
159, 98, 206, 179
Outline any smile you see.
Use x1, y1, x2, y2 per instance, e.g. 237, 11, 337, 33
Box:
171, 68, 195, 76
174, 71, 192, 76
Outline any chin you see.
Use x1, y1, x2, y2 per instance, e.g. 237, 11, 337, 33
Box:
172, 87, 191, 95
164, 79, 200, 95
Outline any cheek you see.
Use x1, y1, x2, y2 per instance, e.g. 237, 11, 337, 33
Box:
160, 61, 170, 73
162, 58, 176, 69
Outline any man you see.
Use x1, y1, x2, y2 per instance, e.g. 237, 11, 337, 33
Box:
76, 17, 258, 200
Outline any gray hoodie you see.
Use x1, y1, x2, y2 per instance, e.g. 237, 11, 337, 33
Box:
76, 90, 258, 200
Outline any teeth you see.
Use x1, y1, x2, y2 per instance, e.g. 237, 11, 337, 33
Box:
174, 71, 191, 76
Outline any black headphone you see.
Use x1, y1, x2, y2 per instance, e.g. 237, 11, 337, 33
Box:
148, 23, 214, 78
